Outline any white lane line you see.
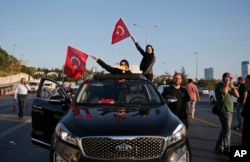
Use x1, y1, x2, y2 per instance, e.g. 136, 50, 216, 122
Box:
195, 117, 242, 136
0, 114, 31, 138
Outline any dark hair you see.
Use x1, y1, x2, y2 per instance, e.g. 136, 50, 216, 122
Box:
238, 76, 244, 81
188, 79, 193, 83
173, 73, 181, 78
246, 75, 250, 80
145, 44, 154, 53
222, 72, 231, 80
120, 59, 129, 68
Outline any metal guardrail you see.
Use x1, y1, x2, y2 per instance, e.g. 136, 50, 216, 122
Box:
0, 82, 18, 96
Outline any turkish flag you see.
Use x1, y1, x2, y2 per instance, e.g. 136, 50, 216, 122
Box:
64, 46, 88, 79
111, 18, 131, 44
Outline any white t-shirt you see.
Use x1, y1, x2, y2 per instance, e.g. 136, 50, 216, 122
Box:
14, 83, 31, 99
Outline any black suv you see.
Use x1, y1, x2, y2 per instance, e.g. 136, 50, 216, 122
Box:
31, 74, 191, 162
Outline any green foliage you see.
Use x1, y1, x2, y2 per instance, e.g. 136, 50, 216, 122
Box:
197, 79, 218, 90
0, 47, 11, 72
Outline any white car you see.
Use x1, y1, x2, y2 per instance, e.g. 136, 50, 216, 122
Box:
157, 85, 170, 94
209, 88, 238, 104
198, 88, 209, 95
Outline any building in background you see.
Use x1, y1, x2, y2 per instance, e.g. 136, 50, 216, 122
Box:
204, 67, 214, 80
241, 61, 250, 78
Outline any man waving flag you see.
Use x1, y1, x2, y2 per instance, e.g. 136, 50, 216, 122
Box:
111, 18, 131, 44
64, 46, 88, 79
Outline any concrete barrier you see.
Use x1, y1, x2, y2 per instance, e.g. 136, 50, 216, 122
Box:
0, 73, 33, 97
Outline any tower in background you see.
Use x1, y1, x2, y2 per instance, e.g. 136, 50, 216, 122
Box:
241, 61, 250, 78
204, 67, 214, 80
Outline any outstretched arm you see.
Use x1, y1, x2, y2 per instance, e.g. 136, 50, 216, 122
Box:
131, 35, 145, 56
91, 56, 116, 74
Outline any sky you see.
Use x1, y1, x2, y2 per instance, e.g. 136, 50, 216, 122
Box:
1, 0, 250, 79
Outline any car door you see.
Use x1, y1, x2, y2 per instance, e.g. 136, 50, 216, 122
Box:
31, 78, 71, 149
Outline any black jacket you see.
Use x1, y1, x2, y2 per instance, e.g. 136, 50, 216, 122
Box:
97, 59, 132, 75
162, 85, 190, 119
134, 42, 155, 75
242, 89, 250, 119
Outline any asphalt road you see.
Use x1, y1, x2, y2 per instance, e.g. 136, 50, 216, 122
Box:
0, 94, 241, 162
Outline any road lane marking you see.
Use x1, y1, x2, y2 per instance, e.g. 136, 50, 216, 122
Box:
0, 114, 31, 138
195, 117, 242, 136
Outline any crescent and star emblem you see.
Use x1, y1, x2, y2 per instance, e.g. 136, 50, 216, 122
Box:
116, 26, 124, 35
70, 56, 81, 70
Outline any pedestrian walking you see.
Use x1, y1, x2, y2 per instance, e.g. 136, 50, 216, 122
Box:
214, 72, 239, 155
185, 79, 200, 120
131, 35, 155, 81
233, 76, 247, 130
14, 78, 31, 119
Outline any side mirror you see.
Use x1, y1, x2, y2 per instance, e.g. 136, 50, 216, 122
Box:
165, 95, 178, 104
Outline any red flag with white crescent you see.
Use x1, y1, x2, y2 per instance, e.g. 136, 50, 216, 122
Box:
64, 46, 88, 79
111, 18, 131, 44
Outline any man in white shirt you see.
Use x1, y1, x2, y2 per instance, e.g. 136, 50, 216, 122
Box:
14, 78, 31, 119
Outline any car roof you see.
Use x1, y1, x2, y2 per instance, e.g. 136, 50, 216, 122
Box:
89, 74, 147, 81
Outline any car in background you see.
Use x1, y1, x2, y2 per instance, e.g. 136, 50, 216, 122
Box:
157, 84, 170, 94
28, 80, 40, 92
209, 87, 238, 104
198, 87, 209, 95
31, 74, 191, 162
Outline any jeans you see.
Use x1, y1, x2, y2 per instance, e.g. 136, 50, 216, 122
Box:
236, 102, 244, 128
215, 111, 232, 151
17, 94, 27, 117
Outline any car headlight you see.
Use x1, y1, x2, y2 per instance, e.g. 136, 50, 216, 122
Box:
55, 123, 78, 146
167, 124, 186, 146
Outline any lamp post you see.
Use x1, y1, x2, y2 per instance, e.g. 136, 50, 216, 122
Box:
11, 44, 17, 83
133, 23, 159, 45
194, 52, 198, 81
19, 54, 24, 78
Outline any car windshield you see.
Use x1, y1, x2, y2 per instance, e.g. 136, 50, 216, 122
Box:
75, 77, 163, 106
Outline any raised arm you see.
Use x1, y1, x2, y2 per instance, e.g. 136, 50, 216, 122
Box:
131, 35, 145, 56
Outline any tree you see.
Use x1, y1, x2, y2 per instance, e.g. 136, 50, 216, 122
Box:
177, 67, 188, 86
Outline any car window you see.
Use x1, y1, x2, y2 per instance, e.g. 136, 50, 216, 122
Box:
75, 79, 163, 105
37, 80, 64, 100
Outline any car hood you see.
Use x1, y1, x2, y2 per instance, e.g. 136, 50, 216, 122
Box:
60, 104, 181, 137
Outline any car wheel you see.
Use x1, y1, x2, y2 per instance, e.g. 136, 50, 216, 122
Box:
210, 96, 215, 104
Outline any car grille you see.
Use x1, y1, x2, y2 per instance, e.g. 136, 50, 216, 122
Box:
80, 137, 166, 160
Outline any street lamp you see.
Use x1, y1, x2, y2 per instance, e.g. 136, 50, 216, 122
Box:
133, 23, 159, 45
19, 54, 24, 78
194, 52, 198, 81
11, 44, 17, 83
